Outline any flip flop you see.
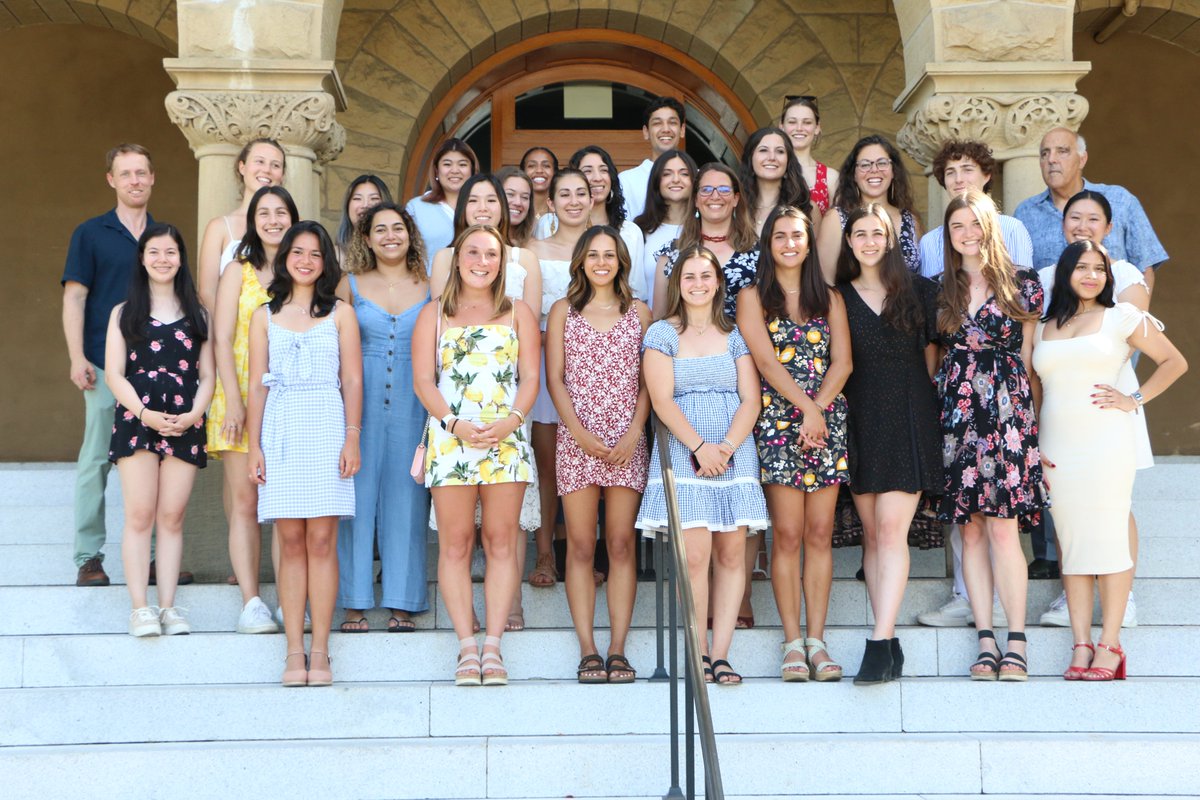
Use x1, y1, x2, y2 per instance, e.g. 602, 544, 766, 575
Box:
505, 611, 525, 632
387, 616, 415, 633
339, 617, 369, 633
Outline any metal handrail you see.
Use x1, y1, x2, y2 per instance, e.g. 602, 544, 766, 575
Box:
654, 418, 724, 800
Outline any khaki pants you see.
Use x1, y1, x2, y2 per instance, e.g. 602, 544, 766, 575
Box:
73, 369, 118, 566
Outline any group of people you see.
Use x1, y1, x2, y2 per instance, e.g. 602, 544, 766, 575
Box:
61, 93, 1185, 690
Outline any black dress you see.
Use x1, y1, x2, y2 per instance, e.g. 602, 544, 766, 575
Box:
832, 276, 942, 549
109, 316, 208, 468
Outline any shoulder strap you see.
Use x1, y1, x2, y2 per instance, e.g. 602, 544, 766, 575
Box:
434, 307, 442, 375
223, 215, 235, 239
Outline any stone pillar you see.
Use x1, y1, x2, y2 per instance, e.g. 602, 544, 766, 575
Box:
1001, 155, 1043, 216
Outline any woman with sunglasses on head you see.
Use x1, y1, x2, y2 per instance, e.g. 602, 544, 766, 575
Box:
740, 126, 815, 237
781, 96, 839, 215
652, 163, 759, 321
1033, 240, 1185, 682
635, 149, 698, 309
406, 138, 479, 272
817, 135, 923, 283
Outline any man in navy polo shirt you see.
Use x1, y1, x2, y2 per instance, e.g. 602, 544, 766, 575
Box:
61, 144, 193, 588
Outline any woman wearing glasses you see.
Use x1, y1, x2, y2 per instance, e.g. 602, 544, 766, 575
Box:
816, 135, 922, 282
780, 97, 839, 216
652, 164, 759, 323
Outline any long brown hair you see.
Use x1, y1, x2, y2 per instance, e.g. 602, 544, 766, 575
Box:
937, 190, 1037, 334
440, 224, 511, 319
496, 166, 535, 246
661, 245, 734, 334
566, 225, 633, 315
756, 206, 828, 323
678, 163, 757, 252
835, 204, 923, 334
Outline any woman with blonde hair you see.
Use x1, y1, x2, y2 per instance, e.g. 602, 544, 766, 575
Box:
412, 224, 540, 685
937, 189, 1045, 681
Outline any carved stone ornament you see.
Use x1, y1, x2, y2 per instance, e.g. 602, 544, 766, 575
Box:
898, 93, 1089, 166
165, 91, 346, 163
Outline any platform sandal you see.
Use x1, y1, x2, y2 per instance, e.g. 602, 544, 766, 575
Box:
281, 651, 307, 687
307, 649, 333, 687
970, 629, 1000, 681
455, 637, 482, 686
781, 638, 810, 682
997, 631, 1028, 682
804, 637, 843, 682
481, 635, 508, 686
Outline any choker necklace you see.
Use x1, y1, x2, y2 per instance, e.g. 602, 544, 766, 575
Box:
701, 233, 728, 243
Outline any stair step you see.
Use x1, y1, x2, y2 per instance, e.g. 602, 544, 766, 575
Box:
5, 625, 1199, 689
2, 732, 1196, 798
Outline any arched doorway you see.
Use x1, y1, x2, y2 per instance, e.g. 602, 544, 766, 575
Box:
403, 30, 759, 197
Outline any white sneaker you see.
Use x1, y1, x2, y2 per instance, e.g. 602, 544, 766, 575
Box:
1040, 591, 1069, 627
159, 606, 191, 636
237, 596, 278, 634
1123, 594, 1138, 628
470, 547, 486, 582
917, 596, 972, 627
129, 606, 162, 637
274, 604, 312, 633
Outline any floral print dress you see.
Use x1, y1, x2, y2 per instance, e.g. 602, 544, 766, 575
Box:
936, 269, 1047, 523
425, 316, 533, 487
755, 315, 849, 491
109, 316, 207, 467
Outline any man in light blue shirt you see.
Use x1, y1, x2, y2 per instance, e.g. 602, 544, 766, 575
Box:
1014, 128, 1167, 289
918, 139, 1033, 278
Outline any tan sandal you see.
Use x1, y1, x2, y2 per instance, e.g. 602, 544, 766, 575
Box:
455, 637, 482, 686
804, 637, 844, 682
529, 553, 557, 588
481, 635, 508, 686
781, 638, 810, 682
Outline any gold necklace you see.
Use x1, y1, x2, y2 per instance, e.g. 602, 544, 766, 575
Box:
286, 302, 310, 316
1063, 307, 1100, 327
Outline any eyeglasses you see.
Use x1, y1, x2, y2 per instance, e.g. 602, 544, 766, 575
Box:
855, 158, 893, 173
697, 185, 734, 197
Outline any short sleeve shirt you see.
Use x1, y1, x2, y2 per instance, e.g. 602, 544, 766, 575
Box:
1013, 179, 1168, 272
61, 208, 153, 369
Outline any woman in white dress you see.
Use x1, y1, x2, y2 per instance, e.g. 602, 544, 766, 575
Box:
1033, 240, 1186, 681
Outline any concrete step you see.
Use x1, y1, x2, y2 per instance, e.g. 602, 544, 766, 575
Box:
1, 732, 1196, 798
4, 624, 1199, 689
3, 677, 1199, 748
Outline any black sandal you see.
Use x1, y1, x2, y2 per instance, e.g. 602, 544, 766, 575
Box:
702, 655, 714, 683
605, 653, 636, 684
998, 631, 1029, 682
970, 629, 1000, 681
711, 659, 742, 686
576, 653, 608, 684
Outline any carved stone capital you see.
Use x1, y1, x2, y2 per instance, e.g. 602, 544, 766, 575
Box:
164, 90, 345, 163
898, 92, 1089, 166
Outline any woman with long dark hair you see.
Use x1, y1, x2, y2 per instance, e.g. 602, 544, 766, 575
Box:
245, 221, 363, 686
634, 149, 697, 306
1034, 240, 1185, 680
817, 135, 922, 281
739, 126, 813, 235
737, 207, 850, 682
208, 185, 299, 634
106, 224, 214, 637
337, 174, 392, 255
834, 205, 941, 683
937, 189, 1044, 681
521, 146, 559, 229
406, 138, 479, 271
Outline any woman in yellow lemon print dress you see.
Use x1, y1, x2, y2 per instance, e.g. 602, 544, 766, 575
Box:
413, 224, 538, 687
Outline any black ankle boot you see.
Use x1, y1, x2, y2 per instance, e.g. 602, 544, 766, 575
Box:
889, 637, 904, 680
853, 638, 893, 685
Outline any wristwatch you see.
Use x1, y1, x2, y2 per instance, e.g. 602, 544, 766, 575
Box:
440, 414, 456, 430
1131, 391, 1145, 408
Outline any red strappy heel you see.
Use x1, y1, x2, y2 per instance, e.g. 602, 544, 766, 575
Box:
1063, 642, 1094, 680
1082, 642, 1126, 681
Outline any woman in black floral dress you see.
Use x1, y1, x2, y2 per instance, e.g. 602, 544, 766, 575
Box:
738, 206, 850, 683
936, 190, 1045, 682
106, 224, 214, 638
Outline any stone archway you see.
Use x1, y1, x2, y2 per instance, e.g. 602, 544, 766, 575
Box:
0, 0, 179, 48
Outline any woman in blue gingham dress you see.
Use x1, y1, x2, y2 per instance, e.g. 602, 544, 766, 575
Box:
256, 308, 355, 522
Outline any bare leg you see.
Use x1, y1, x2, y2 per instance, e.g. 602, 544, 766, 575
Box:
563, 486, 601, 658
150, 456, 199, 610
275, 518, 309, 659
1063, 573, 1095, 671
738, 531, 760, 621
801, 484, 839, 668
856, 490, 919, 639
682, 527, 713, 658
532, 423, 558, 562
710, 529, 747, 670
985, 517, 1028, 670
305, 516, 339, 664
603, 487, 640, 657
117, 452, 160, 610
1095, 568, 1134, 672
480, 483, 525, 677
961, 514, 999, 663
433, 486, 482, 642
766, 485, 805, 669
223, 451, 262, 604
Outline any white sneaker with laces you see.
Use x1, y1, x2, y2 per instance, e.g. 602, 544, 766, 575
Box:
129, 606, 162, 637
159, 606, 191, 636
274, 604, 313, 633
917, 596, 972, 627
1040, 591, 1069, 627
237, 596, 278, 634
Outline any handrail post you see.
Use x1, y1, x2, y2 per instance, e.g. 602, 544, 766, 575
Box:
651, 530, 669, 681
654, 418, 724, 800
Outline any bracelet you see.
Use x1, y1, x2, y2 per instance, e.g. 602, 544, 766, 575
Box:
138, 407, 146, 423
721, 438, 734, 449
692, 440, 704, 454
440, 413, 456, 431
346, 425, 362, 434
509, 407, 526, 425
449, 418, 459, 435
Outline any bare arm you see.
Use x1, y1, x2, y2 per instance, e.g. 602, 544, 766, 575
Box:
411, 303, 450, 420
245, 307, 270, 485
517, 248, 542, 314
606, 301, 654, 466
816, 208, 843, 285
924, 343, 939, 380
1111, 319, 1188, 408
811, 290, 852, 409
546, 299, 609, 460
336, 301, 363, 478
335, 274, 352, 305
198, 215, 230, 312
725, 352, 762, 450
651, 254, 670, 319
735, 288, 820, 414
62, 281, 94, 389
430, 248, 453, 299
1117, 283, 1150, 312
825, 167, 841, 205
186, 333, 216, 432
1021, 319, 1041, 412
476, 300, 542, 448
212, 261, 248, 441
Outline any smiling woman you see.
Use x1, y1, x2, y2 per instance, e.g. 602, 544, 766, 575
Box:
406, 138, 480, 273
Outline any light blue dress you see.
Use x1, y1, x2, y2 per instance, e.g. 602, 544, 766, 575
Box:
257, 309, 355, 523
405, 195, 454, 274
336, 276, 431, 612
636, 321, 768, 534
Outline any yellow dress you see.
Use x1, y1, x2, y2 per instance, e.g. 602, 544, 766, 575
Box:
206, 260, 271, 457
